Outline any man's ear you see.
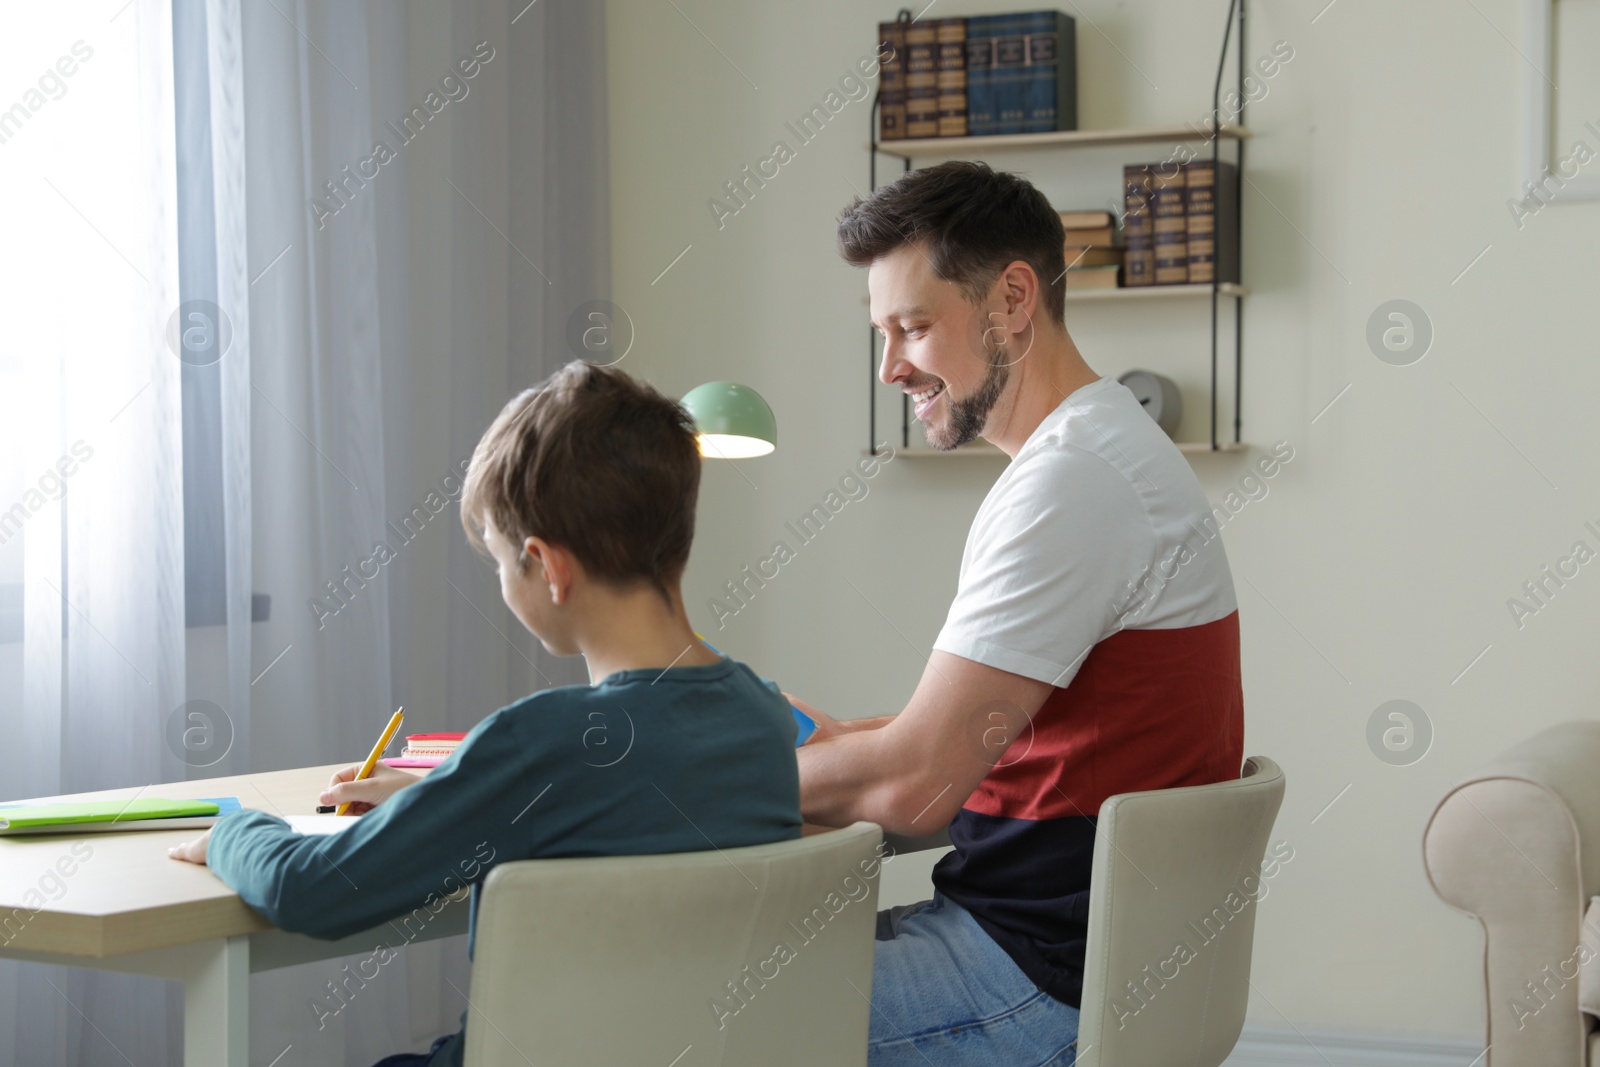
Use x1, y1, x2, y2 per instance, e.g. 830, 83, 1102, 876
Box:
998, 259, 1040, 334
524, 536, 573, 605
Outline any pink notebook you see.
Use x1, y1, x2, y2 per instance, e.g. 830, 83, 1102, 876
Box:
382, 732, 466, 769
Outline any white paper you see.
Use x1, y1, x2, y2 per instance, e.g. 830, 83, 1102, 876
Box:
284, 814, 359, 836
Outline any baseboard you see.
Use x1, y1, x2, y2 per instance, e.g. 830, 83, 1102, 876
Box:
1221, 1023, 1484, 1066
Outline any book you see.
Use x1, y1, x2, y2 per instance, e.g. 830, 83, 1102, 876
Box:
1021, 11, 1077, 133
877, 20, 908, 141
1059, 209, 1113, 229
380, 731, 467, 768
935, 18, 968, 137
0, 796, 241, 835
904, 20, 940, 138
1152, 163, 1188, 285
964, 16, 998, 136
1122, 164, 1155, 287
1184, 158, 1240, 284
1063, 225, 1116, 248
1066, 265, 1120, 290
401, 732, 466, 758
991, 14, 1028, 134
1062, 246, 1122, 268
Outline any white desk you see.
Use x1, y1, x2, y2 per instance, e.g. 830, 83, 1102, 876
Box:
0, 764, 467, 1066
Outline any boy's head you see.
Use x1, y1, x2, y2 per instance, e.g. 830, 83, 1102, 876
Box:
836, 161, 1064, 450
461, 361, 701, 644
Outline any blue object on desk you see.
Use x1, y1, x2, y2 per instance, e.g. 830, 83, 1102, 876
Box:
792, 704, 816, 745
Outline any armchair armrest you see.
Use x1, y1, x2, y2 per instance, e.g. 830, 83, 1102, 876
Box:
1424, 722, 1600, 1067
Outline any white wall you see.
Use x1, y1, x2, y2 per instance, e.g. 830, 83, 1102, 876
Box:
608, 0, 1600, 1044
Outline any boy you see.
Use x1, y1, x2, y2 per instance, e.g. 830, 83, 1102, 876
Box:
169, 361, 804, 1066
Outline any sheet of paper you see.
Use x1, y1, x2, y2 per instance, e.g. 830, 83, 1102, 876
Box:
284, 814, 359, 836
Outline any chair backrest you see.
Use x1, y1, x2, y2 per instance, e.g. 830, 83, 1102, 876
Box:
1076, 756, 1286, 1067
463, 821, 884, 1067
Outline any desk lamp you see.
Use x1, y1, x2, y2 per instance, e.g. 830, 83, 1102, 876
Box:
680, 381, 777, 459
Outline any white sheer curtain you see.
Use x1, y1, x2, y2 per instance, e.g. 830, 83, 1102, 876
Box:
0, 0, 608, 1062
0, 2, 187, 1061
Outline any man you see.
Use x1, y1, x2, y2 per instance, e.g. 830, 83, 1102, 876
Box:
792, 161, 1244, 1066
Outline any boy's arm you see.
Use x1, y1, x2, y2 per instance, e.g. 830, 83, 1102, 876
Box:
796, 650, 1052, 835
206, 715, 532, 940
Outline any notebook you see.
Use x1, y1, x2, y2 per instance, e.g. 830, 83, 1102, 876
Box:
382, 732, 467, 768
0, 796, 242, 835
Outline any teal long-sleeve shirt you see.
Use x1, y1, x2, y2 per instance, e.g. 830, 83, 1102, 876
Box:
208, 654, 803, 1064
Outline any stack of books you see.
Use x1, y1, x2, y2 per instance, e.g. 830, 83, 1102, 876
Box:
1060, 209, 1121, 290
878, 10, 1076, 141
382, 732, 467, 769
1123, 160, 1239, 287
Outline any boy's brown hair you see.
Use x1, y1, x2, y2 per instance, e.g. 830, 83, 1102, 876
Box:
461, 361, 701, 600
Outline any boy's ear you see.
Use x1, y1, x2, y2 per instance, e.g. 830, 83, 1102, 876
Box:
524, 536, 573, 605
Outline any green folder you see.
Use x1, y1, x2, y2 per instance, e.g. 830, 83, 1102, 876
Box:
0, 799, 221, 834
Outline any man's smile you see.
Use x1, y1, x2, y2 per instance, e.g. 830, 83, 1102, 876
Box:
909, 380, 946, 418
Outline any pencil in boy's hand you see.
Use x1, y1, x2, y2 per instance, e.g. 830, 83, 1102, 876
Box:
336, 707, 405, 816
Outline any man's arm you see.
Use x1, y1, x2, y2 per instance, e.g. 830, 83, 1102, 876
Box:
795, 650, 1053, 835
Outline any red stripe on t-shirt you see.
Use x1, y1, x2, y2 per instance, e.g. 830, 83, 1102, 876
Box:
959, 610, 1244, 822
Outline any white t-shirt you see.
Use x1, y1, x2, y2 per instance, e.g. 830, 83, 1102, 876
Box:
933, 375, 1238, 687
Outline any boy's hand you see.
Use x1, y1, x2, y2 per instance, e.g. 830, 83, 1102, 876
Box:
168, 829, 211, 866
784, 692, 844, 746
321, 761, 419, 815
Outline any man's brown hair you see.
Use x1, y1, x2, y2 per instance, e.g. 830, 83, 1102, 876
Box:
836, 160, 1066, 325
461, 361, 701, 600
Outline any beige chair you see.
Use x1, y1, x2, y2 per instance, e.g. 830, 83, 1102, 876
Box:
1076, 756, 1287, 1067
462, 821, 883, 1067
1424, 721, 1600, 1067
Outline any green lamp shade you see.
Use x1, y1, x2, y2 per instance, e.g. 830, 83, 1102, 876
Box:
681, 381, 777, 459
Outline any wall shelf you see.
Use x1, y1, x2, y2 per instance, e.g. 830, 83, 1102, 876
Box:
1065, 282, 1248, 302
878, 441, 1250, 460
864, 0, 1249, 458
871, 122, 1250, 160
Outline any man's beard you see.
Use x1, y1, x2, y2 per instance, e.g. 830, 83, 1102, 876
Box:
925, 339, 1011, 451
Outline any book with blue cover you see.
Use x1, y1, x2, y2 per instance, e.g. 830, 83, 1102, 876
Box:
1021, 10, 1076, 133
991, 13, 1029, 134
965, 15, 999, 136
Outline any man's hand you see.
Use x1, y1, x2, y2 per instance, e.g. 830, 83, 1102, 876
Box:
785, 693, 896, 745
168, 828, 212, 866
796, 651, 1054, 834
321, 761, 419, 815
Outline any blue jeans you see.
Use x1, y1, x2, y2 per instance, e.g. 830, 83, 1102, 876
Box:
870, 891, 1079, 1067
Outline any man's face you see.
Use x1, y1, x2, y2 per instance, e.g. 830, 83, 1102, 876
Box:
867, 244, 1011, 451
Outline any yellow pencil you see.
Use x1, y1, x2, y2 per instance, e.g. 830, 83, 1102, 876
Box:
336, 707, 405, 816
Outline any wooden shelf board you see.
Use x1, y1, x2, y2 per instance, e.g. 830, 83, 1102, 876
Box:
1177, 442, 1249, 454
867, 444, 1005, 459
1066, 282, 1247, 302
872, 123, 1250, 159
871, 441, 1249, 459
